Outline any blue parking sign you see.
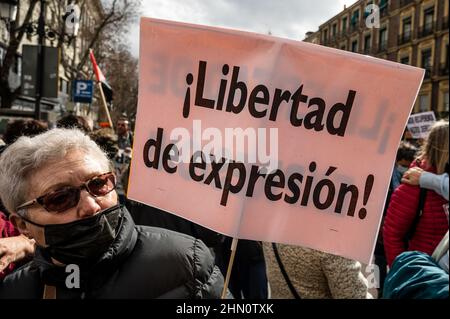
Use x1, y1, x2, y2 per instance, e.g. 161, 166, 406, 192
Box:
72, 80, 93, 103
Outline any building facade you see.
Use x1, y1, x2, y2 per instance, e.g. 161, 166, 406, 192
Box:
0, 0, 104, 126
304, 0, 449, 119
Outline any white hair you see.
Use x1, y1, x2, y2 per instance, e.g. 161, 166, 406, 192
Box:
0, 128, 111, 213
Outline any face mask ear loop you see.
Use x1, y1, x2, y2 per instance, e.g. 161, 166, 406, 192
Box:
17, 209, 46, 228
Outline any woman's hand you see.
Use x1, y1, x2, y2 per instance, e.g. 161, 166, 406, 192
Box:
0, 235, 35, 272
401, 167, 424, 186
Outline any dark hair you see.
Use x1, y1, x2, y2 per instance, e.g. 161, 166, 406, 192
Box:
117, 117, 129, 124
57, 114, 91, 133
2, 119, 48, 145
89, 128, 118, 160
396, 141, 418, 162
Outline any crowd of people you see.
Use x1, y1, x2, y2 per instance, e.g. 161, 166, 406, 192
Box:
0, 114, 448, 299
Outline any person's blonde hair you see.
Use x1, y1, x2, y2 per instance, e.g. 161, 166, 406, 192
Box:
418, 120, 449, 174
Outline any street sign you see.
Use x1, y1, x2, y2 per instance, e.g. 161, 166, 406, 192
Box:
21, 45, 59, 99
72, 80, 93, 103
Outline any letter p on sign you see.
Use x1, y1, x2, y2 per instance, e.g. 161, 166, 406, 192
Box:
72, 79, 93, 103
76, 81, 88, 94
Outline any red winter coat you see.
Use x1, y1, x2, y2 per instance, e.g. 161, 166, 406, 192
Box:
383, 160, 448, 266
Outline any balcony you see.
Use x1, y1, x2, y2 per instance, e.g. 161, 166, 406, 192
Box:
424, 69, 432, 79
400, 0, 414, 7
377, 40, 387, 53
439, 63, 449, 76
363, 46, 372, 55
329, 35, 339, 44
418, 22, 435, 38
398, 32, 412, 45
350, 23, 359, 34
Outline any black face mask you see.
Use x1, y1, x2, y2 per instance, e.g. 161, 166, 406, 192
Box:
22, 205, 122, 266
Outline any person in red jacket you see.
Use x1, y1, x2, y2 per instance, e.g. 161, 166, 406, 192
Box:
383, 120, 449, 267
0, 212, 35, 280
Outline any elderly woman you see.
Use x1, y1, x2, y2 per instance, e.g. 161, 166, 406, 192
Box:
0, 128, 224, 299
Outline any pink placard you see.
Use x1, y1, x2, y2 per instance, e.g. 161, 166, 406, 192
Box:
128, 17, 424, 263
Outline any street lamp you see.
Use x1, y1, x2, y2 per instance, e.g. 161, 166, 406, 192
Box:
63, 3, 80, 39
0, 0, 17, 21
0, 0, 17, 31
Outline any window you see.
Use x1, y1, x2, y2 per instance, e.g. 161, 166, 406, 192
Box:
380, 0, 388, 16
60, 78, 68, 94
421, 48, 432, 77
364, 34, 372, 53
83, 10, 88, 27
365, 1, 373, 18
332, 24, 337, 37
402, 17, 412, 41
351, 10, 360, 29
424, 7, 434, 32
12, 56, 21, 77
0, 47, 5, 66
441, 43, 449, 76
444, 92, 449, 111
342, 17, 348, 33
446, 44, 449, 68
323, 29, 328, 42
419, 94, 430, 112
379, 28, 387, 51
49, 9, 54, 24
400, 56, 410, 65
351, 40, 358, 52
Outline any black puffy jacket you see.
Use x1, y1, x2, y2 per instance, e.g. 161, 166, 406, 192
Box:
127, 200, 224, 248
0, 206, 225, 299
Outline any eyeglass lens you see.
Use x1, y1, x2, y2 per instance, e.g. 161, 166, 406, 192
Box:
40, 173, 115, 212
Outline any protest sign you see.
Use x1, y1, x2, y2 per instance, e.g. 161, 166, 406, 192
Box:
128, 17, 424, 263
406, 111, 436, 139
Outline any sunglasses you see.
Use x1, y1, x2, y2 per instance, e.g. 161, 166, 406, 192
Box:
16, 172, 116, 213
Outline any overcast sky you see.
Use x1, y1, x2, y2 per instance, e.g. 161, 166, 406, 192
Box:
127, 0, 358, 57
